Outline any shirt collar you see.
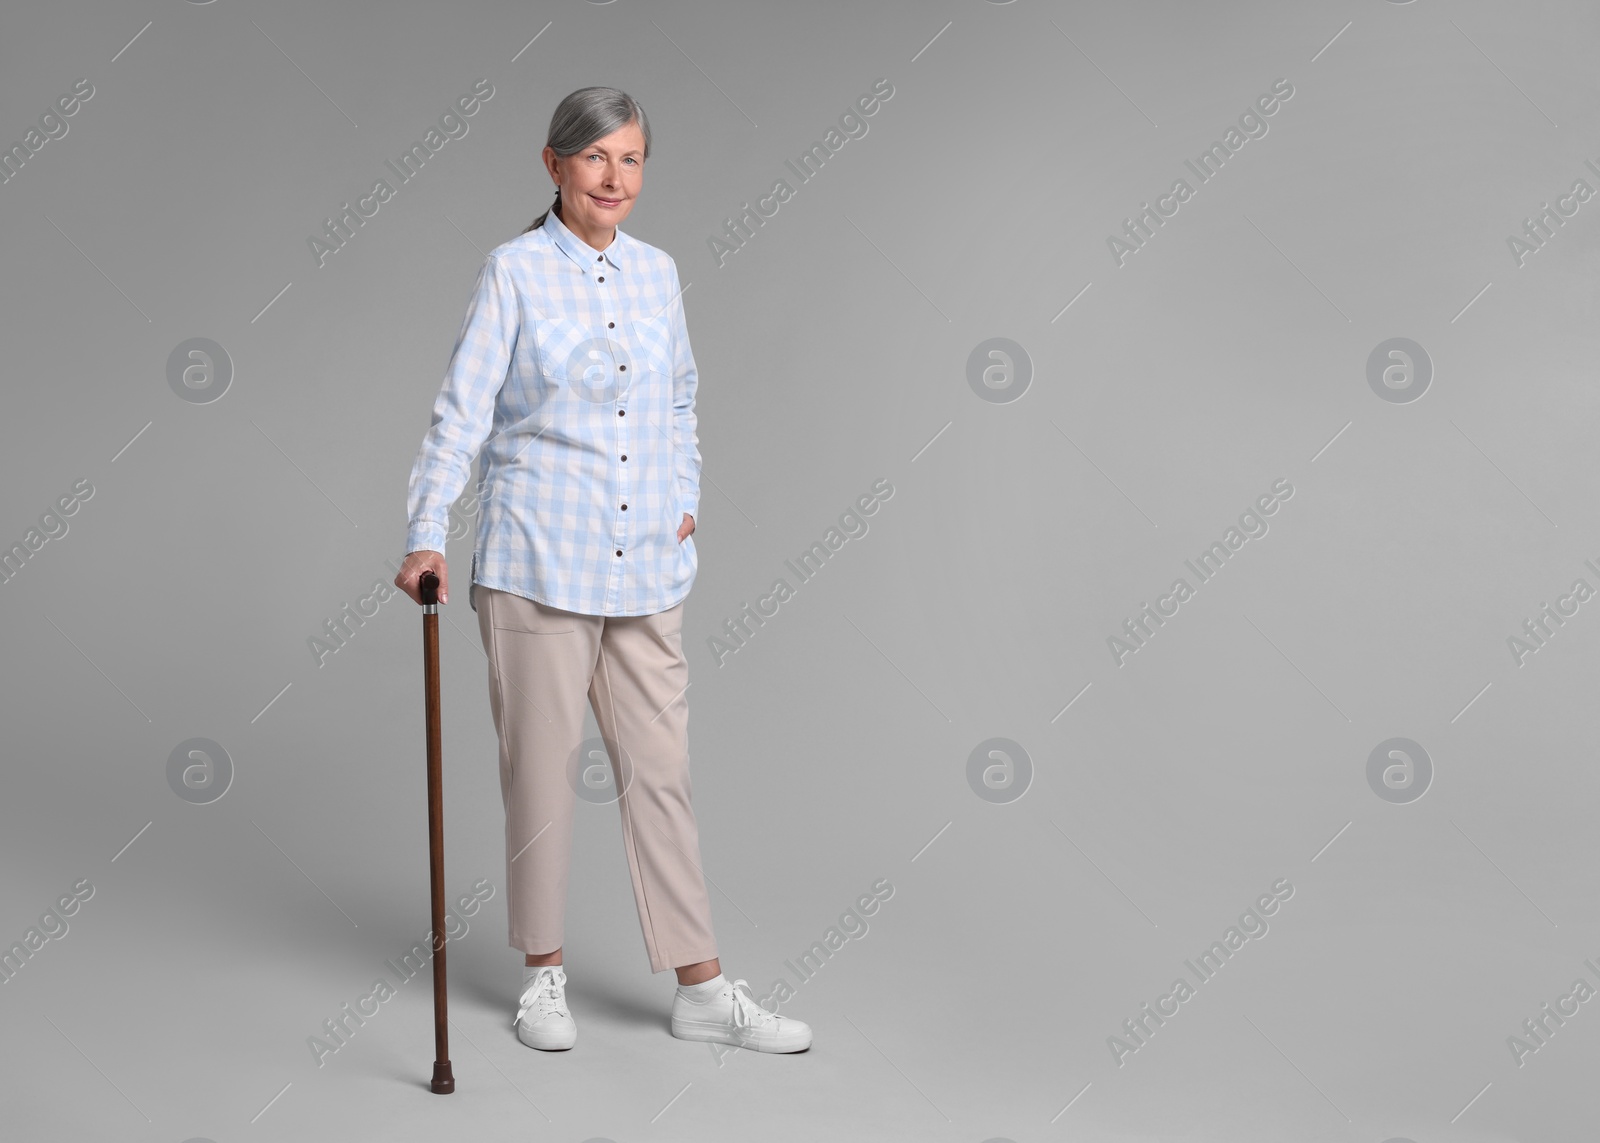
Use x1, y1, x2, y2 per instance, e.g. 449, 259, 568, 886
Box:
544, 204, 627, 271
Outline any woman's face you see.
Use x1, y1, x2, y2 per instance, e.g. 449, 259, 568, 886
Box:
546, 120, 645, 237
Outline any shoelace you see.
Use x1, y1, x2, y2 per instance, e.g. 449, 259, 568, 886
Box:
726, 978, 777, 1031
515, 968, 569, 1027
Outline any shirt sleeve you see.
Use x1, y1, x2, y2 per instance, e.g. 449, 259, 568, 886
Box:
667, 259, 701, 526
404, 253, 518, 555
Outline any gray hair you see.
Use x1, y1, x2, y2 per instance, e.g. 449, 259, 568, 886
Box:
522, 86, 652, 234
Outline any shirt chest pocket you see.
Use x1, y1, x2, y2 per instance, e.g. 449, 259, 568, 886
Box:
533, 317, 590, 383
628, 315, 673, 379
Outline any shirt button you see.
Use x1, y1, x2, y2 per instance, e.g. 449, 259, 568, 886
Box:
618, 409, 625, 416
615, 549, 623, 557
620, 454, 627, 461
607, 321, 614, 328
621, 503, 628, 511
598, 275, 605, 282
597, 255, 603, 261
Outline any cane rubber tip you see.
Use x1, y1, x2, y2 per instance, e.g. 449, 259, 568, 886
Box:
431, 1061, 455, 1094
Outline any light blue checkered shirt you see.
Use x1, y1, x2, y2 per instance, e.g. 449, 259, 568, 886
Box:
404, 207, 700, 616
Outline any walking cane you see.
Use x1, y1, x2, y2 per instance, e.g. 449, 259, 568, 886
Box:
419, 570, 455, 1094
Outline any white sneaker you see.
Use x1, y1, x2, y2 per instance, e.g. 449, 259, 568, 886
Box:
670, 977, 812, 1053
515, 965, 575, 1050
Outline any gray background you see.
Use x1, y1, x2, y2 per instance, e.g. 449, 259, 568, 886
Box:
2, 0, 1597, 1140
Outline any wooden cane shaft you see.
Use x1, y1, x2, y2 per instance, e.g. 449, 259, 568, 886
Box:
423, 609, 454, 1093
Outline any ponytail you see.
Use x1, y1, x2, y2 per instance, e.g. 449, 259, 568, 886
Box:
523, 188, 562, 234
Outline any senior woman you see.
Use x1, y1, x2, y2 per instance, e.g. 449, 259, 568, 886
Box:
393, 87, 809, 1055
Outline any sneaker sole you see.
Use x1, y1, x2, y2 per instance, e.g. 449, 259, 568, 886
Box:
518, 1026, 576, 1051
670, 1016, 811, 1053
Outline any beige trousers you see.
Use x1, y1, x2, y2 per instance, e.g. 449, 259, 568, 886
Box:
475, 584, 718, 974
